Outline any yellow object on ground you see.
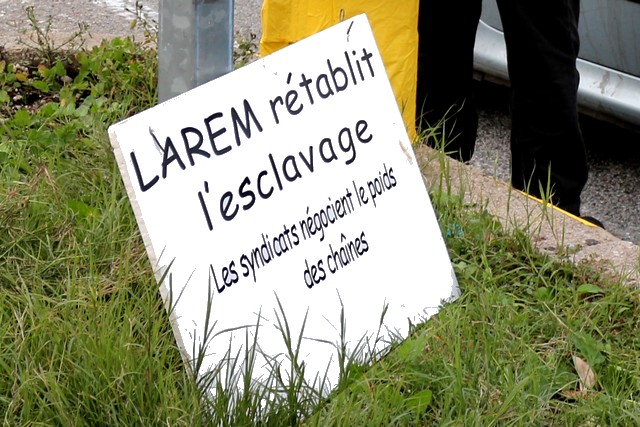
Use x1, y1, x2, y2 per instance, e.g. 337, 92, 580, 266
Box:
260, 0, 419, 140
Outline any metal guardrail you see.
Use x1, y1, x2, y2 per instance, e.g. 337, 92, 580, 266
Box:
158, 0, 234, 103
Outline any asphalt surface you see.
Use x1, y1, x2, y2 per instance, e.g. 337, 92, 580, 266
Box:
2, 0, 639, 244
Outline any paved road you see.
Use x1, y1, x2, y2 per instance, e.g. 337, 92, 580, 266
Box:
2, 0, 638, 244
0, 0, 260, 46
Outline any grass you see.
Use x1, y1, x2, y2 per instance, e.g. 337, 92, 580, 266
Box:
310, 205, 640, 425
1, 26, 639, 426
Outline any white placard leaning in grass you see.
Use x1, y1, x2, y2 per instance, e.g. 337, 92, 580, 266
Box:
108, 14, 459, 392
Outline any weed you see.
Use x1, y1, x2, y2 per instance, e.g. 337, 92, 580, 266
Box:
16, 6, 89, 66
126, 0, 159, 45
234, 33, 259, 68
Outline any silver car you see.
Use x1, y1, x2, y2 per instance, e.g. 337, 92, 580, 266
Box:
474, 0, 640, 128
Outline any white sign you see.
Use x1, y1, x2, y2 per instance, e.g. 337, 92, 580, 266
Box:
109, 14, 459, 391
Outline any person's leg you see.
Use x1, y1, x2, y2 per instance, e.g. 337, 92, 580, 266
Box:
416, 0, 481, 162
496, 0, 587, 216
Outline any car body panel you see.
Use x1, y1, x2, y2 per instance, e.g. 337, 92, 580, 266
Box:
474, 0, 640, 128
580, 0, 640, 76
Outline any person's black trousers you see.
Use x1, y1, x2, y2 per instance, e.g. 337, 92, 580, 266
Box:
417, 0, 588, 216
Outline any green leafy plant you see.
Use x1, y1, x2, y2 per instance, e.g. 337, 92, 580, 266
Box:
234, 33, 259, 68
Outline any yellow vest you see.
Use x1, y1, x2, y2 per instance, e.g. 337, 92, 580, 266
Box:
260, 0, 419, 141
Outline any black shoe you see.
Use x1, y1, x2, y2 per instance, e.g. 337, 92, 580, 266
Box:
579, 216, 605, 229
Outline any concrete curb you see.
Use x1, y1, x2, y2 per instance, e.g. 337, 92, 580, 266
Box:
416, 145, 640, 287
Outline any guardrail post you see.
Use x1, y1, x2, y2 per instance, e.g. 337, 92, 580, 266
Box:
158, 0, 234, 102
